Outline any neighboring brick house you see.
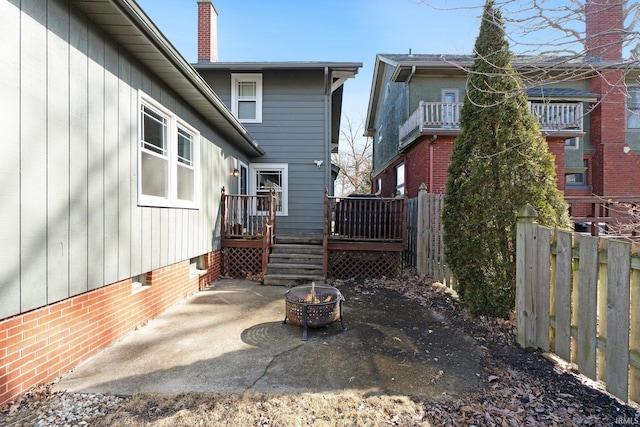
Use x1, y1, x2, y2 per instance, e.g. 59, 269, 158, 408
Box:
365, 1, 640, 210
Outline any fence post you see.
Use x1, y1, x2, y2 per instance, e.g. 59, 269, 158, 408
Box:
416, 184, 428, 277
516, 204, 538, 349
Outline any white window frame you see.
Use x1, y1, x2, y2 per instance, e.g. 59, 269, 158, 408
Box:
231, 73, 263, 123
138, 91, 200, 209
395, 163, 405, 196
565, 137, 580, 149
375, 177, 382, 195
250, 163, 288, 216
627, 86, 640, 130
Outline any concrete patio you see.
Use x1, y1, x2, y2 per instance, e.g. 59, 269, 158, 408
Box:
54, 279, 483, 397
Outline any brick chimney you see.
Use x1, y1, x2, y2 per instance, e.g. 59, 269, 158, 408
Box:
585, 0, 624, 61
197, 0, 218, 63
585, 0, 638, 196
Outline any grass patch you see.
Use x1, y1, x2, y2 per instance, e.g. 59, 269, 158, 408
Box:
95, 391, 428, 426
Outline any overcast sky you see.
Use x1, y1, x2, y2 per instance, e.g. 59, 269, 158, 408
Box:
135, 0, 484, 122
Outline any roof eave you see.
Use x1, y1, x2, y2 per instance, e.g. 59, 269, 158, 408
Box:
71, 0, 264, 157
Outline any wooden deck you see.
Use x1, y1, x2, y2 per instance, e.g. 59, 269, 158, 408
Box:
220, 189, 408, 279
323, 193, 407, 278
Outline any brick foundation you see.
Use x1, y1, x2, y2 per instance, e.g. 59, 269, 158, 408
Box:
0, 251, 221, 407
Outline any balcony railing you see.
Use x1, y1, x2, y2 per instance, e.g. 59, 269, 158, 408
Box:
399, 101, 584, 146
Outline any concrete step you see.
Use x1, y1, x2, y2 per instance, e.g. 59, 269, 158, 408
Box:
263, 273, 326, 287
266, 263, 323, 276
271, 244, 323, 255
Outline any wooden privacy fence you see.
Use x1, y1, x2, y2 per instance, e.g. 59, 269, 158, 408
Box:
404, 197, 418, 269
516, 205, 640, 405
414, 187, 455, 289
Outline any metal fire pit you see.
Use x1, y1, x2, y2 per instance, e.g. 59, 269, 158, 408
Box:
283, 283, 346, 341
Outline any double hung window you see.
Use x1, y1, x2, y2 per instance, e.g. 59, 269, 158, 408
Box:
231, 74, 262, 123
628, 86, 640, 129
139, 92, 199, 208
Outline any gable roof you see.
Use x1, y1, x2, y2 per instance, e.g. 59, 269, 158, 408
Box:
70, 0, 264, 157
193, 61, 362, 93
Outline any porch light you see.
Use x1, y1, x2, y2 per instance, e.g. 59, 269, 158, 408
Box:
232, 168, 239, 177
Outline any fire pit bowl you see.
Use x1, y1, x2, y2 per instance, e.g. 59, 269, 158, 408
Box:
283, 283, 346, 341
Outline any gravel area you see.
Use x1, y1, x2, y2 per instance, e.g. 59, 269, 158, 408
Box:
0, 383, 126, 427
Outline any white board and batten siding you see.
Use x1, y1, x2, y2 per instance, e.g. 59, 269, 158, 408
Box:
0, 0, 241, 319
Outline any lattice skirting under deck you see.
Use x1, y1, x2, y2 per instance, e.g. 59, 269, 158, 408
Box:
223, 247, 262, 278
328, 250, 402, 279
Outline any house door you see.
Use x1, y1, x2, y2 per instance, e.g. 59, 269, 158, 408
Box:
442, 89, 459, 127
238, 161, 248, 195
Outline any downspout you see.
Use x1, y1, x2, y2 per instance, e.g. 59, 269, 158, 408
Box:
405, 66, 416, 121
406, 65, 416, 84
324, 67, 331, 193
429, 136, 437, 193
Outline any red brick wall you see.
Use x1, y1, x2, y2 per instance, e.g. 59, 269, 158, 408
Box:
404, 140, 430, 197
0, 251, 221, 407
585, 0, 624, 61
546, 138, 566, 192
372, 158, 404, 198
400, 136, 562, 199
589, 69, 638, 195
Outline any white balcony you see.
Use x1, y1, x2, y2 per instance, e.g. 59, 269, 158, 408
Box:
399, 101, 584, 148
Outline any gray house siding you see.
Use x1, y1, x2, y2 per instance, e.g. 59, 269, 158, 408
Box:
199, 69, 330, 234
372, 64, 406, 174
0, 0, 243, 319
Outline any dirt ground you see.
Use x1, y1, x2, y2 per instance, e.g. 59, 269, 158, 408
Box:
3, 276, 640, 426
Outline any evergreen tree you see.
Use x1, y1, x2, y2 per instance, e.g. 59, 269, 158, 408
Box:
442, 0, 571, 318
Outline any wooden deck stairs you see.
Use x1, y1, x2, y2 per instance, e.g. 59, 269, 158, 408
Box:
263, 234, 325, 286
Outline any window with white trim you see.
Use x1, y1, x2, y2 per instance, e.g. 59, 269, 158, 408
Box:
375, 177, 382, 195
565, 137, 579, 149
231, 74, 262, 123
395, 163, 405, 196
628, 86, 640, 129
250, 163, 288, 216
138, 92, 199, 208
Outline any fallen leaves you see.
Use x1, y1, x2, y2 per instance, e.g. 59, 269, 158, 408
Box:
333, 275, 640, 426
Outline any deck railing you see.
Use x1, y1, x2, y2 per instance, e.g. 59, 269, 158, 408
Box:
565, 196, 640, 237
220, 187, 276, 276
399, 100, 584, 145
325, 194, 407, 241
221, 188, 276, 240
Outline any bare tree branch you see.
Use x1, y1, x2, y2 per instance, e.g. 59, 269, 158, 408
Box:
332, 115, 373, 197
